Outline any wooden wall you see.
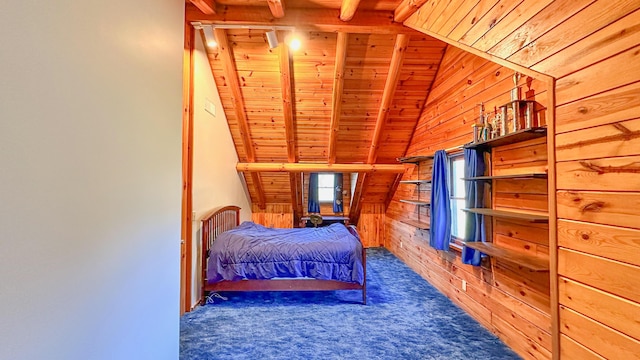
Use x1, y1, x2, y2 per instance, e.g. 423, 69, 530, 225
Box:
251, 203, 293, 228
386, 46, 553, 360
550, 14, 640, 360
387, 161, 431, 228
357, 203, 386, 248
404, 1, 640, 358
491, 138, 551, 359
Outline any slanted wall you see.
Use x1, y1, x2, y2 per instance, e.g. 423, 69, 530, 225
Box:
191, 34, 252, 307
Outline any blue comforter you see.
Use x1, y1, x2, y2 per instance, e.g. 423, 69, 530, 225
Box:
207, 222, 364, 284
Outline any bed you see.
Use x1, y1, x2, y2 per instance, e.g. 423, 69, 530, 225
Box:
201, 206, 366, 305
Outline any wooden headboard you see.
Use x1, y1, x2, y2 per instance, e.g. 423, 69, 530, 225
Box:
200, 205, 240, 299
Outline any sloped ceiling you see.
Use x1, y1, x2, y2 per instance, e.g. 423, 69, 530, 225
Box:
187, 0, 640, 224
187, 0, 448, 223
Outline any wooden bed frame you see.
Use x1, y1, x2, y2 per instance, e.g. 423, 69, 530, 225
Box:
200, 206, 367, 305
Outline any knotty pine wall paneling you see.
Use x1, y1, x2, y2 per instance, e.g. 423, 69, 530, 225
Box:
251, 203, 293, 228
357, 203, 386, 248
386, 46, 552, 360
404, 1, 640, 358
491, 139, 551, 314
291, 31, 336, 162
553, 44, 640, 360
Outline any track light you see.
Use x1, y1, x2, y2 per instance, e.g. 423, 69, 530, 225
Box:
191, 22, 298, 51
265, 30, 279, 49
203, 25, 217, 48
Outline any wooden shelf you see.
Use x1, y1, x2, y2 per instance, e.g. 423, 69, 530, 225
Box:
463, 242, 549, 271
397, 155, 434, 164
400, 219, 430, 230
400, 199, 430, 206
464, 127, 547, 150
399, 179, 432, 185
462, 173, 547, 181
463, 208, 548, 223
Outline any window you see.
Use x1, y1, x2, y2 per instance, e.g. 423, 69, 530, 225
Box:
449, 154, 466, 240
317, 173, 335, 202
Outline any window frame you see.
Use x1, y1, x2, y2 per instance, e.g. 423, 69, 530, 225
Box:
448, 152, 466, 246
317, 173, 335, 203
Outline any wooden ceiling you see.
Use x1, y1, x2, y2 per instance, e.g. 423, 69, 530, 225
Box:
187, 0, 640, 224
186, 0, 448, 223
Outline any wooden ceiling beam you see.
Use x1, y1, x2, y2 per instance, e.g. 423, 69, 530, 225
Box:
385, 173, 404, 209
328, 32, 348, 165
215, 28, 254, 162
278, 34, 296, 163
340, 0, 362, 21
354, 35, 410, 224
189, 0, 216, 15
236, 163, 406, 173
267, 0, 285, 18
250, 173, 267, 209
367, 34, 410, 164
216, 28, 266, 209
186, 5, 421, 34
279, 30, 299, 217
394, 0, 428, 23
348, 173, 367, 225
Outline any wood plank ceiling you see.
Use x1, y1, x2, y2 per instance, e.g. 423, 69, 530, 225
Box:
187, 0, 447, 223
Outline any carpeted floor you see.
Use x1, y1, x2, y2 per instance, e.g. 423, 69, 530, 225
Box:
180, 248, 520, 360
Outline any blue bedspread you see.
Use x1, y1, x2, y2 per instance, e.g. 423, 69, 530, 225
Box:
207, 222, 364, 284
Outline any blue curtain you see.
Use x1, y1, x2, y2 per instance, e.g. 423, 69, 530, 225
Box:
333, 173, 344, 213
462, 148, 487, 266
429, 150, 451, 250
308, 173, 320, 213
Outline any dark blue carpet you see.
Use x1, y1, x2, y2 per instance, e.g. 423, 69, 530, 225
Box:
180, 248, 520, 360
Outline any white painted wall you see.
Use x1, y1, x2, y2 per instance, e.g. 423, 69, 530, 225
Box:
0, 1, 183, 359
191, 34, 252, 307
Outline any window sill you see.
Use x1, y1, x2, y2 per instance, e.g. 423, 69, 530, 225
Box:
449, 236, 464, 253
449, 242, 463, 253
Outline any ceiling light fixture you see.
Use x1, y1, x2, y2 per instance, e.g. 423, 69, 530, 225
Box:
202, 25, 217, 48
288, 37, 301, 51
192, 22, 297, 50
192, 22, 219, 48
